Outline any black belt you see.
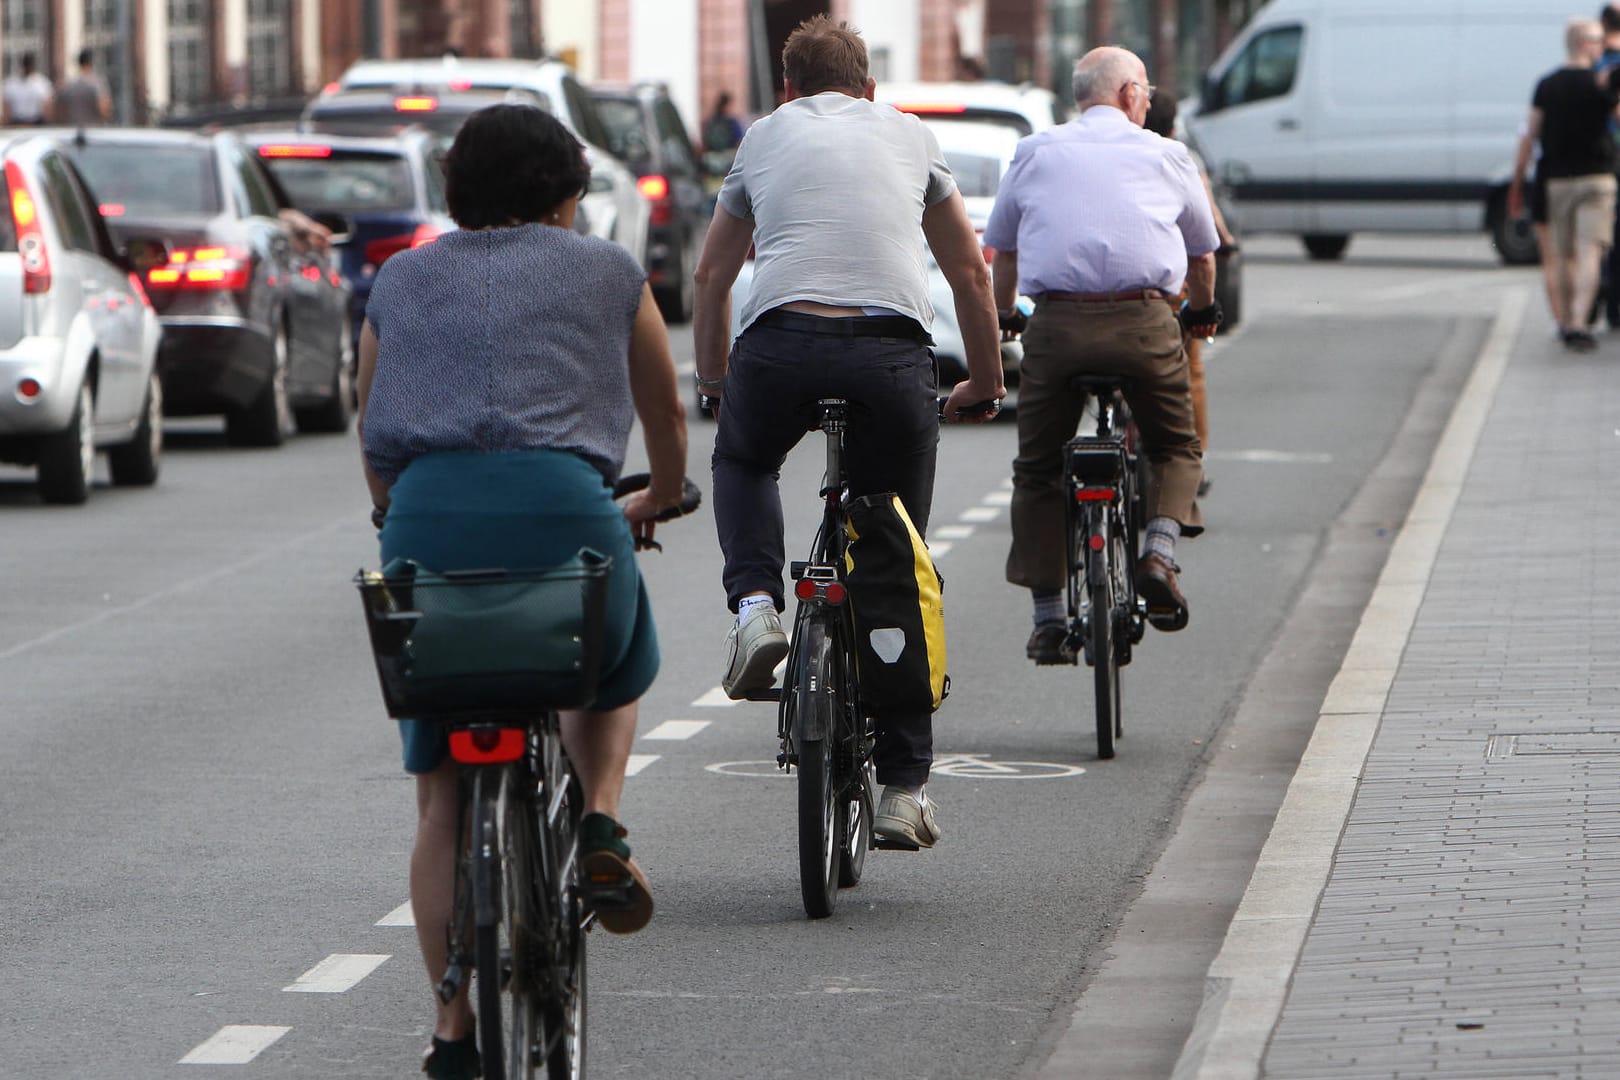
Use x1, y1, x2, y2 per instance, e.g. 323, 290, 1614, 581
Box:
755, 309, 929, 341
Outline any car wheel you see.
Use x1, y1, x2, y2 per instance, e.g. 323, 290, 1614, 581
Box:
656, 235, 695, 324
227, 321, 293, 447
38, 381, 95, 505
1302, 234, 1350, 261
108, 371, 162, 486
1491, 194, 1541, 266
295, 317, 355, 434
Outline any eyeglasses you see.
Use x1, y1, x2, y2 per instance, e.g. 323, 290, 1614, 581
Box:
1123, 80, 1157, 101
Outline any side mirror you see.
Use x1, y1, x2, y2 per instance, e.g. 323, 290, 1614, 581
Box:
119, 234, 171, 276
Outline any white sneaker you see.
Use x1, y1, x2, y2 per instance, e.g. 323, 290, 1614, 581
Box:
874, 785, 940, 849
721, 603, 788, 699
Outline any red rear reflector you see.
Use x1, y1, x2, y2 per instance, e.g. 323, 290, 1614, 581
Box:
395, 96, 438, 112
637, 175, 670, 200
824, 582, 847, 605
894, 102, 968, 114
1088, 534, 1106, 551
301, 265, 322, 281
16, 377, 41, 399
795, 578, 817, 601
99, 202, 125, 217
1073, 488, 1115, 502
449, 728, 525, 764
259, 144, 333, 158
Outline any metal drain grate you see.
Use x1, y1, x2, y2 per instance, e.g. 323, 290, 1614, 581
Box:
1486, 732, 1620, 762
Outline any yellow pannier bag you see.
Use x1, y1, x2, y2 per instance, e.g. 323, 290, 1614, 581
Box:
843, 493, 948, 713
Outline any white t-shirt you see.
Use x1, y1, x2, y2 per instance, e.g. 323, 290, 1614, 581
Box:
717, 92, 956, 333
3, 72, 52, 122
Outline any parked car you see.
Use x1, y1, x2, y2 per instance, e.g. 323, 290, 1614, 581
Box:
588, 81, 710, 322
60, 128, 354, 446
875, 80, 1067, 138
312, 58, 650, 268
0, 134, 162, 503
237, 128, 455, 341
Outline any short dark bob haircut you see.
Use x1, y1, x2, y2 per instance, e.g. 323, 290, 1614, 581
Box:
444, 104, 590, 229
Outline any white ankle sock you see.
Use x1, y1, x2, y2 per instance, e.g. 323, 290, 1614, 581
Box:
738, 595, 773, 621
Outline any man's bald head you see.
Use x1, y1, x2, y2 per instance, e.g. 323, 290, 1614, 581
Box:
1071, 46, 1151, 126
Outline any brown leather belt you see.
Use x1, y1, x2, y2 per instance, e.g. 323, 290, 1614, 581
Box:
1038, 289, 1169, 302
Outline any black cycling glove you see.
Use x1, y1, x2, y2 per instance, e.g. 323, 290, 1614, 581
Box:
1178, 299, 1224, 334
998, 307, 1028, 334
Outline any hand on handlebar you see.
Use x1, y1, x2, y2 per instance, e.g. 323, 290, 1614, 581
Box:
1178, 298, 1223, 341
940, 382, 1004, 424
613, 474, 704, 551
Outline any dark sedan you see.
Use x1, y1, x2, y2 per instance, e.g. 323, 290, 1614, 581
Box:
60, 128, 353, 446
238, 129, 454, 342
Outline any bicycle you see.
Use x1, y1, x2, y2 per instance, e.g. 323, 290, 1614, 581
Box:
1063, 376, 1147, 760
355, 474, 698, 1078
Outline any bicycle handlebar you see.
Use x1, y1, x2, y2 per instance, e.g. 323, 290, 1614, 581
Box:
611, 473, 704, 521
938, 396, 1002, 422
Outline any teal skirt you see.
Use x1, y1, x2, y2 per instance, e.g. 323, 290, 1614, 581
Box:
379, 449, 659, 773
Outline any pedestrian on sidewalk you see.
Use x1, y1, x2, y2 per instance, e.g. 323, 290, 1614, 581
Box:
55, 48, 110, 127
1510, 17, 1620, 351
2, 53, 52, 126
691, 14, 1003, 849
1144, 89, 1235, 498
985, 45, 1218, 661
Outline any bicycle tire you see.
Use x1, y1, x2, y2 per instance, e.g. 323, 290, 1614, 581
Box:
792, 617, 843, 918
539, 746, 586, 1080
1087, 525, 1119, 760
471, 769, 511, 1079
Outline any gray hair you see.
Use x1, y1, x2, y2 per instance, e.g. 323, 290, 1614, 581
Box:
1071, 48, 1138, 106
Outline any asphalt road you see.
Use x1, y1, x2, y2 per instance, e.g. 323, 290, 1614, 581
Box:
0, 234, 1531, 1078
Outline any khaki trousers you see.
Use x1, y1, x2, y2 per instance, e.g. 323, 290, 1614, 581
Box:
1006, 296, 1203, 592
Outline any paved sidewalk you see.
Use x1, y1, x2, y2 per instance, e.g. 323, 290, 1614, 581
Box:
1176, 289, 1620, 1077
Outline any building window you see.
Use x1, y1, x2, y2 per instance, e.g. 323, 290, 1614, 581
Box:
245, 0, 293, 100
509, 0, 538, 58
3, 0, 52, 86
82, 0, 124, 112
168, 0, 213, 112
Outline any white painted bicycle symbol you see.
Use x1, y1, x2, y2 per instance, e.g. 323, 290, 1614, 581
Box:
706, 753, 1084, 780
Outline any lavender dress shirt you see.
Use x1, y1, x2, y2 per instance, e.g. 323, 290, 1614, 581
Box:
983, 105, 1219, 296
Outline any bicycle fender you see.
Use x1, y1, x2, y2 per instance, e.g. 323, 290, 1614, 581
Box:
792, 619, 837, 744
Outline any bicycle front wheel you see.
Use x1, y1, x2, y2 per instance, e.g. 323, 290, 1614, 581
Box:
790, 616, 845, 918
1087, 525, 1120, 760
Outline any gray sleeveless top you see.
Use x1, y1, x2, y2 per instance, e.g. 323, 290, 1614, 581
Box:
362, 224, 645, 486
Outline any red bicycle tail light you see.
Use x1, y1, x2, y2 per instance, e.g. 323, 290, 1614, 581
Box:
259, 144, 333, 159
1088, 534, 1106, 551
794, 577, 847, 604
1073, 487, 1115, 502
823, 582, 847, 605
395, 95, 439, 112
795, 578, 817, 601
449, 727, 526, 764
6, 160, 51, 295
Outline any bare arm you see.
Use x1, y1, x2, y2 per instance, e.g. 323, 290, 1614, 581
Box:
991, 248, 1019, 314
922, 190, 1005, 419
623, 282, 689, 544
690, 204, 754, 398
1185, 252, 1217, 311
356, 323, 390, 511
1509, 109, 1542, 219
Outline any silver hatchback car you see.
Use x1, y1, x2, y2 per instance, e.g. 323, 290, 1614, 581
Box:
0, 134, 162, 504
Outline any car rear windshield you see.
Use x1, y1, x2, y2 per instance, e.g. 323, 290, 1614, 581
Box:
593, 97, 652, 167
943, 149, 1005, 199
260, 151, 417, 213
67, 144, 221, 215
903, 108, 1035, 138
305, 106, 471, 140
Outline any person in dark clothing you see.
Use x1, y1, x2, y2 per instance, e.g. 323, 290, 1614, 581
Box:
1511, 17, 1620, 351
1597, 4, 1620, 328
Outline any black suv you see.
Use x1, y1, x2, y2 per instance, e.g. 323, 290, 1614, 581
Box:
588, 82, 709, 323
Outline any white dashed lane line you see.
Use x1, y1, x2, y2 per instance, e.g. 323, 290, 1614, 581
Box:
179, 1025, 290, 1065
283, 954, 391, 994
625, 754, 660, 776
933, 524, 975, 540
643, 719, 711, 740
692, 688, 738, 707
958, 506, 1000, 523
377, 902, 414, 928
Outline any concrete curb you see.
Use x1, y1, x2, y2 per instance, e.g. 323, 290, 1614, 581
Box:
1168, 288, 1529, 1080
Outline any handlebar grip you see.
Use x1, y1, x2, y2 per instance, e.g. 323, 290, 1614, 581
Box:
612, 473, 704, 521
937, 396, 1002, 421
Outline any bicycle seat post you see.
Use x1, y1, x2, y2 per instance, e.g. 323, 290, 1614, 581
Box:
818, 398, 848, 501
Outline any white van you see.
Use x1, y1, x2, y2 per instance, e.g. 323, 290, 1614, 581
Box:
1186, 0, 1579, 263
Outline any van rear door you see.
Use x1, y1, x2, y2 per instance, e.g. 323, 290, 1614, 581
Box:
1189, 19, 1311, 233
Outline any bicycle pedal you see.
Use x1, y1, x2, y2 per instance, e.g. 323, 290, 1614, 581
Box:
777, 751, 798, 768
872, 835, 921, 852
744, 687, 782, 702
581, 875, 635, 911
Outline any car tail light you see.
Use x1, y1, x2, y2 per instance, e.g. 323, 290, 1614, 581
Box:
99, 202, 126, 218
448, 727, 526, 764
126, 272, 150, 308
147, 245, 252, 291
258, 144, 333, 159
394, 96, 438, 112
6, 160, 51, 295
363, 224, 441, 270
448, 78, 473, 91
637, 174, 673, 226
894, 102, 968, 114
321, 81, 340, 96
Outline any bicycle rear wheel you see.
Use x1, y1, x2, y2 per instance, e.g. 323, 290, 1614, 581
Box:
537, 736, 586, 1080
471, 768, 516, 1079
1086, 522, 1120, 760
790, 616, 846, 918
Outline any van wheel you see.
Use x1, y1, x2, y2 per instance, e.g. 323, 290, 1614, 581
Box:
108, 372, 162, 486
1491, 196, 1541, 266
1303, 234, 1350, 260
38, 381, 94, 505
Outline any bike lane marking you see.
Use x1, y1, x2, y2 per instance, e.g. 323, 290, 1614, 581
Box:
959, 506, 1000, 523
283, 953, 391, 993
179, 1025, 290, 1065
706, 754, 1085, 780
624, 754, 660, 776
376, 902, 414, 927
933, 524, 975, 540
643, 719, 710, 740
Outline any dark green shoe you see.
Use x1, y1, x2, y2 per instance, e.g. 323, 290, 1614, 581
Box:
422, 1033, 480, 1079
578, 813, 653, 934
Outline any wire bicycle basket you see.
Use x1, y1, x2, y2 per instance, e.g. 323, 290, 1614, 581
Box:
354, 548, 612, 718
